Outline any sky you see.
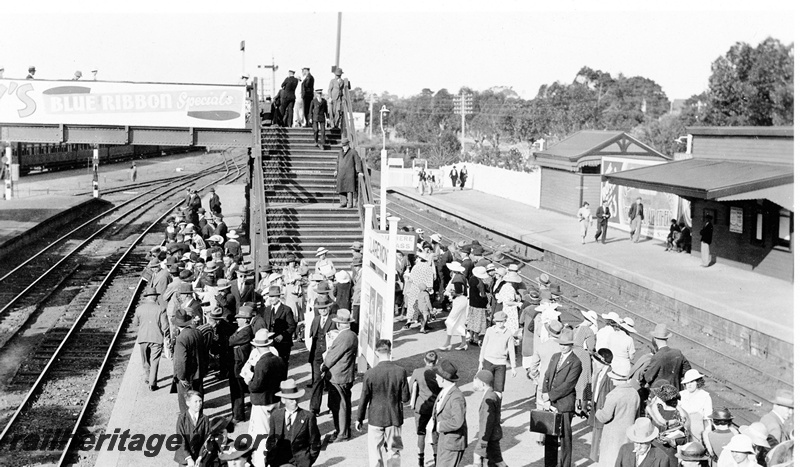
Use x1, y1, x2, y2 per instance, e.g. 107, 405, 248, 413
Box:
0, 1, 794, 101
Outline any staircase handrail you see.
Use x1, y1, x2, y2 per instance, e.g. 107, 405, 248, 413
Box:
342, 80, 376, 230
249, 81, 268, 273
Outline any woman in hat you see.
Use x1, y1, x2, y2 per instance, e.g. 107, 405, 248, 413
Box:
403, 251, 435, 330
738, 423, 770, 467
282, 255, 304, 329
495, 265, 523, 339
647, 381, 689, 464
333, 270, 353, 311
439, 281, 468, 351
465, 266, 490, 345
313, 247, 333, 277
717, 434, 758, 467
702, 409, 738, 465
165, 217, 179, 242
679, 369, 713, 441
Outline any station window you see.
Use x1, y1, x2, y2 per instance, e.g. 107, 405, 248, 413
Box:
777, 208, 792, 250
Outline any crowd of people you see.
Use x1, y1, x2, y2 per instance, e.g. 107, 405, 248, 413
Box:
138, 191, 793, 466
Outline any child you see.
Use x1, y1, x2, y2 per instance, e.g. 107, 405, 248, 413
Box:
409, 351, 441, 467
472, 370, 507, 467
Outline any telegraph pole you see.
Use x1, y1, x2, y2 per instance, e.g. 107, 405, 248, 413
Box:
257, 58, 279, 97
334, 12, 342, 71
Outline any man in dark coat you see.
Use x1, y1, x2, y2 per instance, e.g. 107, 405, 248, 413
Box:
700, 214, 714, 267
356, 339, 410, 467
309, 90, 328, 149
173, 310, 208, 413
308, 297, 335, 415
262, 285, 297, 372
321, 309, 359, 441
228, 306, 255, 423
542, 328, 582, 467
432, 360, 468, 467
267, 379, 321, 467
280, 70, 299, 127
301, 68, 315, 128
209, 187, 222, 215
213, 214, 228, 240
614, 417, 671, 467
335, 138, 361, 209
449, 166, 458, 188
642, 323, 691, 390
595, 200, 611, 244
248, 329, 287, 463
231, 266, 262, 310
174, 390, 211, 466
133, 287, 169, 391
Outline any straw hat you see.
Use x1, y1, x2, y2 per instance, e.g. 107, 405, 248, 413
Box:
724, 434, 755, 454
740, 423, 771, 448
601, 311, 621, 324
503, 270, 522, 283
546, 320, 564, 338
681, 369, 704, 385
626, 417, 659, 443
472, 266, 488, 279
315, 247, 329, 257
446, 262, 465, 273
251, 329, 274, 347
275, 379, 305, 399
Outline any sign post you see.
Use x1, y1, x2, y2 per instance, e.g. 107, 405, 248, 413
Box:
4, 145, 11, 199
358, 204, 399, 371
379, 105, 390, 230
92, 146, 99, 199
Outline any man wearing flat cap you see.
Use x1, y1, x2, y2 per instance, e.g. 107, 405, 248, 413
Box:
280, 70, 299, 127
335, 138, 362, 209
133, 287, 169, 391
301, 68, 315, 127
309, 89, 329, 149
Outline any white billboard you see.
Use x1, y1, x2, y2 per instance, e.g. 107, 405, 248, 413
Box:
0, 79, 247, 129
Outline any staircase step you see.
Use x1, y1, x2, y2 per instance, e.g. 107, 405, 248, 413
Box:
267, 219, 361, 226
262, 127, 341, 134
264, 184, 334, 191
264, 176, 333, 184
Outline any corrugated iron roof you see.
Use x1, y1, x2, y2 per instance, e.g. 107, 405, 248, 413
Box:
687, 126, 794, 137
602, 159, 793, 200
538, 130, 625, 158
718, 184, 794, 211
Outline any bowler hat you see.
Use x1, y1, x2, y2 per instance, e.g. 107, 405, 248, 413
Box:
626, 417, 659, 443
650, 323, 673, 340
676, 442, 710, 462
276, 379, 305, 399
591, 348, 614, 366
435, 360, 459, 382
711, 408, 733, 421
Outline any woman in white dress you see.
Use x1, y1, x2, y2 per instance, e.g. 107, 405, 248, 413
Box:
439, 282, 468, 351
496, 266, 523, 337
679, 369, 713, 442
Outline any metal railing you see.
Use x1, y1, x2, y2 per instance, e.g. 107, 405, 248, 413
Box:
342, 81, 376, 230
249, 81, 268, 272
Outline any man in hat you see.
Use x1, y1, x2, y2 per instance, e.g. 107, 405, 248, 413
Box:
595, 362, 640, 467
432, 359, 468, 467
248, 329, 287, 467
595, 200, 611, 244
335, 138, 362, 208
472, 369, 506, 467
351, 253, 363, 333
133, 287, 169, 391
589, 348, 615, 461
309, 89, 328, 149
208, 187, 222, 216
541, 327, 582, 467
263, 285, 297, 371
675, 442, 710, 467
280, 70, 299, 127
628, 197, 645, 243
530, 320, 564, 406
214, 214, 229, 240
267, 379, 321, 467
27, 66, 35, 79
225, 230, 243, 264
479, 311, 517, 400
301, 68, 315, 127
760, 388, 793, 447
328, 68, 347, 129
321, 309, 359, 441
148, 256, 172, 297
643, 323, 691, 390
700, 214, 714, 267
356, 339, 410, 467
308, 297, 335, 414
232, 266, 261, 310
614, 418, 671, 467
228, 305, 255, 423
173, 308, 208, 413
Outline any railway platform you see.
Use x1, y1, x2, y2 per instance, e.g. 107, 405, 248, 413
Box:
387, 186, 793, 348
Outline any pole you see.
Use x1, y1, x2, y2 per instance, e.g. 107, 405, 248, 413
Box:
335, 12, 342, 70
379, 105, 389, 231
271, 57, 277, 98
4, 145, 11, 200
460, 93, 466, 155
368, 95, 375, 140
92, 146, 99, 198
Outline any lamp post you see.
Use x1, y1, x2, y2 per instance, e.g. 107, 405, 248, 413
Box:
379, 105, 390, 230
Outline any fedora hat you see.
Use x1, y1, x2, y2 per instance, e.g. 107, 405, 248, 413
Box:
171, 309, 194, 327
626, 417, 659, 443
206, 308, 224, 320
724, 434, 755, 454
538, 273, 550, 286
621, 317, 636, 333
276, 379, 305, 399
740, 423, 771, 448
314, 281, 332, 294
315, 247, 329, 257
591, 348, 614, 366
314, 296, 333, 309
772, 388, 794, 408
435, 360, 459, 382
601, 311, 621, 324
235, 305, 254, 319
204, 263, 218, 273
208, 235, 224, 244
580, 309, 598, 324
251, 329, 274, 347
650, 323, 673, 340
226, 230, 239, 239
676, 442, 710, 462
332, 309, 354, 323
142, 286, 159, 297
556, 327, 575, 345
267, 285, 281, 297
472, 266, 488, 279
446, 262, 465, 273
493, 311, 507, 322
335, 270, 351, 284
216, 279, 231, 290
546, 320, 564, 337
681, 369, 704, 385
235, 265, 252, 275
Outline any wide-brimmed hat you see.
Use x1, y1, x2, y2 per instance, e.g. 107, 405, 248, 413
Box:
235, 305, 254, 319
446, 262, 465, 273
546, 320, 564, 337
216, 279, 231, 290
315, 247, 329, 257
538, 273, 550, 286
435, 360, 459, 382
627, 417, 659, 443
472, 266, 488, 279
591, 348, 614, 366
580, 309, 598, 324
267, 285, 281, 297
621, 317, 636, 333
235, 265, 252, 276
267, 272, 283, 284
740, 423, 770, 448
332, 309, 354, 323
724, 434, 756, 454
493, 311, 507, 322
276, 379, 305, 399
335, 270, 351, 284
676, 442, 710, 462
218, 437, 254, 461
601, 311, 621, 324
204, 263, 219, 273
226, 230, 239, 239
251, 329, 274, 347
556, 328, 575, 345
429, 234, 442, 243
650, 323, 673, 340
504, 271, 522, 283
206, 308, 225, 320
772, 388, 794, 408
314, 281, 332, 294
171, 309, 194, 327
208, 235, 224, 244
310, 273, 324, 281
314, 296, 333, 309
681, 369, 704, 385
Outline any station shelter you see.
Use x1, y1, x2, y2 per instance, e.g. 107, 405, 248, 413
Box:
604, 127, 794, 282
532, 130, 670, 215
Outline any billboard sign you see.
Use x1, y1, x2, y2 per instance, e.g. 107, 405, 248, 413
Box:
0, 79, 247, 129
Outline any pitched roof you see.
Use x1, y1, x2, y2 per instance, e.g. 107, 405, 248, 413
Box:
533, 130, 668, 171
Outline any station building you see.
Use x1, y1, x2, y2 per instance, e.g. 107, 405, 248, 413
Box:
604, 127, 793, 282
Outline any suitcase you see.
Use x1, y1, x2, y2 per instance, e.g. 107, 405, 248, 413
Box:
530, 409, 563, 437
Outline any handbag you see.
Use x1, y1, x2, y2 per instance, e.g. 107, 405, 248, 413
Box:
530, 409, 563, 437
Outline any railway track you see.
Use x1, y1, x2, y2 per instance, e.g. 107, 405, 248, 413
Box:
0, 153, 244, 465
384, 193, 790, 425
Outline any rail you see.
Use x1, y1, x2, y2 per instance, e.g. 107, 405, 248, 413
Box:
249, 81, 268, 272
342, 81, 375, 230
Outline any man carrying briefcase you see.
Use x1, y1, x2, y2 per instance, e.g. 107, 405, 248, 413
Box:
541, 328, 582, 467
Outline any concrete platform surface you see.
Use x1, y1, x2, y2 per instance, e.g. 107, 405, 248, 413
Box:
388, 187, 793, 344
0, 196, 96, 249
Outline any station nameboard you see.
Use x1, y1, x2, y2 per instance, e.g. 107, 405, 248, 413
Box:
375, 232, 416, 253
0, 79, 247, 129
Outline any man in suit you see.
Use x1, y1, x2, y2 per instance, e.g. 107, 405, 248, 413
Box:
149, 256, 172, 297
133, 287, 169, 391
595, 200, 611, 244
262, 285, 297, 373
628, 197, 645, 243
643, 323, 691, 390
267, 379, 321, 467
228, 306, 255, 423
280, 70, 299, 127
174, 390, 211, 466
248, 329, 287, 467
321, 309, 358, 441
209, 187, 222, 215
614, 417, 671, 467
541, 328, 582, 467
449, 166, 458, 188
700, 214, 714, 267
308, 297, 335, 415
760, 388, 793, 448
309, 89, 328, 150
173, 309, 208, 413
356, 339, 410, 467
231, 266, 262, 311
328, 68, 347, 129
301, 68, 315, 127
432, 359, 467, 467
